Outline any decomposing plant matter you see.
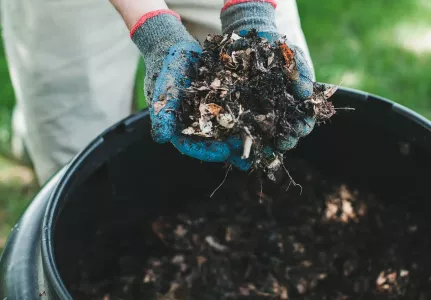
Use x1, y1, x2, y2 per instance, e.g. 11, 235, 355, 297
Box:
180, 30, 337, 177
70, 159, 431, 300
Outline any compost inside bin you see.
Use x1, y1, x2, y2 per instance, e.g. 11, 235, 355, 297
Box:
68, 158, 431, 300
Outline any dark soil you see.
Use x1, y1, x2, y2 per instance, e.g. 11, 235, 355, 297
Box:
179, 30, 336, 177
69, 159, 431, 300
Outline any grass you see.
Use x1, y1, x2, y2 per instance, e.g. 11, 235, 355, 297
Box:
0, 155, 37, 253
0, 0, 430, 254
297, 0, 431, 119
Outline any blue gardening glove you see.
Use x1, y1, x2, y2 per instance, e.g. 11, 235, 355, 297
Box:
131, 10, 251, 170
221, 0, 316, 152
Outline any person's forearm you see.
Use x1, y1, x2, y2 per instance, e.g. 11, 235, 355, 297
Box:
109, 0, 169, 30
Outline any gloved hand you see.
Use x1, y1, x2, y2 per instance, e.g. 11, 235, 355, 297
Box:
130, 9, 251, 170
221, 0, 316, 152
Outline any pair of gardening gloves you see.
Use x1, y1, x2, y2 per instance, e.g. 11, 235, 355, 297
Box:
131, 0, 315, 171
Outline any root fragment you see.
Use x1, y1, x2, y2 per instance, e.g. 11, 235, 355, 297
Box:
241, 133, 253, 159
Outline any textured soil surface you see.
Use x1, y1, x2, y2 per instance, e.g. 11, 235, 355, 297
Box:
179, 30, 336, 178
69, 159, 431, 300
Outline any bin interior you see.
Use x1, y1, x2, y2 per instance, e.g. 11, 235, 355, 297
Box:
50, 91, 431, 295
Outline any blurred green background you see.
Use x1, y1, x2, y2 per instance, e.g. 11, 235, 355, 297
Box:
0, 0, 430, 253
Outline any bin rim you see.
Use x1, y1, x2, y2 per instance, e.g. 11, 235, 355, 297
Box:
40, 86, 431, 299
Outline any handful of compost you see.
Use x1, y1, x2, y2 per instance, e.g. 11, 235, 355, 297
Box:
135, 1, 339, 180
180, 30, 337, 180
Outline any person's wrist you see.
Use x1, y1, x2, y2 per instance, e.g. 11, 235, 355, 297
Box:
110, 0, 169, 30
221, 0, 278, 35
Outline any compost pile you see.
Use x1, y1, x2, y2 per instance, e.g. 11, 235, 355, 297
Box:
179, 30, 336, 178
70, 159, 431, 300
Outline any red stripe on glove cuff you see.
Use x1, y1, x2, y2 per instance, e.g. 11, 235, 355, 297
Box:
130, 9, 181, 38
221, 0, 277, 12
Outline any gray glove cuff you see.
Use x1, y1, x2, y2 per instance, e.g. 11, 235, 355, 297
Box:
221, 1, 278, 35
130, 11, 198, 100
131, 11, 196, 59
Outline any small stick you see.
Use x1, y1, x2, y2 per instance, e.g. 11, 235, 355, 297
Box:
236, 104, 244, 122
335, 107, 355, 110
243, 126, 253, 137
241, 127, 254, 159
226, 104, 235, 119
242, 133, 253, 159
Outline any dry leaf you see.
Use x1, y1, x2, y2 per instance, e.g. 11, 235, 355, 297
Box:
301, 260, 313, 268
197, 86, 210, 91
231, 51, 240, 64
220, 52, 232, 64
386, 272, 397, 283
182, 127, 195, 135
217, 113, 235, 129
239, 286, 250, 296
268, 53, 275, 66
143, 270, 156, 283
210, 78, 221, 89
199, 66, 209, 74
280, 286, 289, 299
206, 103, 223, 117
197, 256, 207, 267
174, 225, 187, 237
153, 101, 167, 115
205, 236, 229, 252
267, 157, 282, 172
231, 32, 241, 41
283, 61, 299, 81
280, 43, 295, 65
324, 84, 339, 99
376, 271, 386, 286
199, 118, 213, 135
220, 34, 230, 45
296, 278, 307, 294
171, 255, 185, 265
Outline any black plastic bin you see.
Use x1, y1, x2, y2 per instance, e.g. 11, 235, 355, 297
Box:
1, 87, 430, 299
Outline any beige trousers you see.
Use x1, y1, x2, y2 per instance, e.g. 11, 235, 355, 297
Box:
1, 0, 313, 184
